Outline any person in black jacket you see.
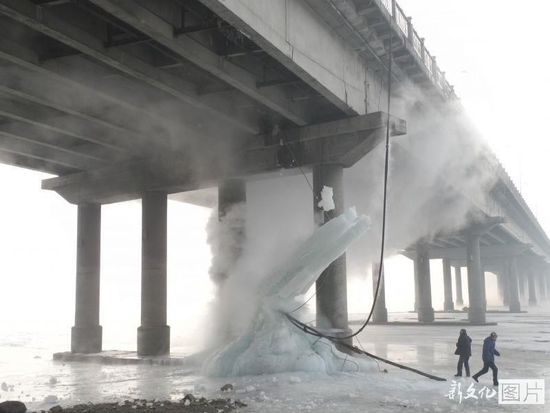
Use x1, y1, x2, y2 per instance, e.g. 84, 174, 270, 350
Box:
473, 332, 501, 386
454, 328, 472, 377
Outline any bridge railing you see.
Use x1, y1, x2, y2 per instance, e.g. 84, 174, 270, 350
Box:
395, 4, 409, 37
423, 49, 433, 75
377, 0, 456, 100
411, 29, 422, 58
380, 0, 392, 14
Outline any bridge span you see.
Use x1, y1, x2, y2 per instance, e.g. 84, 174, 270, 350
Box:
0, 0, 548, 356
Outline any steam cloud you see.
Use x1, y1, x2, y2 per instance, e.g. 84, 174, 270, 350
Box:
206, 87, 497, 346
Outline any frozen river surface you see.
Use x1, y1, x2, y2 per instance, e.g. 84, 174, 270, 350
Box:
1, 308, 549, 412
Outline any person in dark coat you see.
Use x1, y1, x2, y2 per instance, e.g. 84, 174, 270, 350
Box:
472, 332, 501, 385
454, 328, 472, 377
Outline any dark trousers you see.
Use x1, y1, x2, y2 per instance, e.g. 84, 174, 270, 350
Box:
473, 361, 498, 384
456, 355, 470, 376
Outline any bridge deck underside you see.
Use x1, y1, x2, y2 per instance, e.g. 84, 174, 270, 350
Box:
0, 0, 548, 263
0, 0, 351, 177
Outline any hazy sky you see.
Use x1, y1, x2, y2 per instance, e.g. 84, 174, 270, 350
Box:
0, 1, 547, 344
399, 0, 550, 232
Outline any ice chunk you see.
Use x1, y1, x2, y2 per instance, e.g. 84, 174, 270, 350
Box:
261, 207, 370, 311
203, 208, 375, 376
317, 186, 335, 212
44, 395, 58, 404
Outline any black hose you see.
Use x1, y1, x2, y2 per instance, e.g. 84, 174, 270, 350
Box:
285, 313, 447, 382
302, 30, 394, 342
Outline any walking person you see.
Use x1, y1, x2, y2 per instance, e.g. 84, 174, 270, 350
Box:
472, 332, 501, 386
454, 328, 472, 377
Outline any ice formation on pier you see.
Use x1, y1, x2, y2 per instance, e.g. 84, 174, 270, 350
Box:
203, 208, 375, 376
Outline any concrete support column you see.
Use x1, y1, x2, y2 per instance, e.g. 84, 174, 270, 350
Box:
528, 269, 538, 306
500, 272, 510, 306
138, 191, 170, 356
518, 271, 526, 300
372, 262, 388, 323
466, 233, 485, 324
414, 243, 434, 322
413, 261, 419, 311
72, 204, 102, 354
442, 259, 454, 311
496, 273, 503, 303
538, 272, 547, 301
507, 257, 521, 312
313, 164, 350, 340
481, 271, 487, 311
454, 266, 464, 307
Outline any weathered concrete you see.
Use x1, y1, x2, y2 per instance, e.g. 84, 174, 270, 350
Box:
442, 258, 454, 311
454, 266, 464, 307
538, 272, 547, 301
72, 203, 102, 354
414, 243, 434, 322
496, 273, 504, 304
528, 269, 538, 306
198, 0, 380, 115
313, 164, 350, 341
138, 191, 170, 356
413, 261, 419, 312
518, 270, 526, 300
372, 262, 388, 323
43, 112, 403, 205
466, 233, 485, 324
90, 0, 308, 129
499, 272, 510, 306
507, 257, 521, 312
480, 271, 487, 311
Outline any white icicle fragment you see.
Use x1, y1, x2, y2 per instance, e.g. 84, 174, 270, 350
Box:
317, 186, 335, 212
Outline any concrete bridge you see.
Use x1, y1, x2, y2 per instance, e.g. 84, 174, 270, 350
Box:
0, 0, 548, 356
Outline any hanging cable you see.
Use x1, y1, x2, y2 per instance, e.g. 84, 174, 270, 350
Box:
276, 30, 444, 383
285, 30, 394, 341
279, 137, 314, 194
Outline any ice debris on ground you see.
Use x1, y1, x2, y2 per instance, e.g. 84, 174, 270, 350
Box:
44, 395, 59, 404
203, 208, 374, 376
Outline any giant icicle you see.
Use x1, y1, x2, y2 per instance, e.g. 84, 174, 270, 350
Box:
203, 208, 375, 376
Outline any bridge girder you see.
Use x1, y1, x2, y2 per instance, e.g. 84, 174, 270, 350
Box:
0, 0, 279, 134
42, 112, 406, 204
